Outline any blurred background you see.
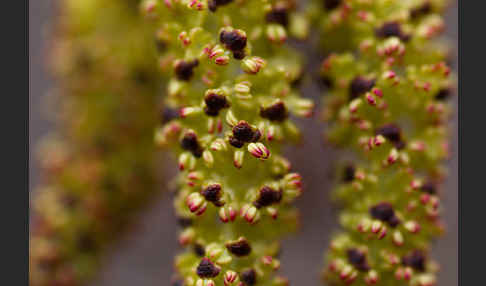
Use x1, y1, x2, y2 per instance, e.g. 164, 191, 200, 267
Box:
29, 1, 458, 285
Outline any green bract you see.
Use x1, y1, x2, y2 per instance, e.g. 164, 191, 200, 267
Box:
29, 0, 160, 285
314, 0, 454, 285
145, 0, 313, 285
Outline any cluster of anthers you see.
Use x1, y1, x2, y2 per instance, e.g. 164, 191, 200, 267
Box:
29, 0, 456, 285
313, 0, 454, 285
29, 0, 160, 285
145, 0, 313, 285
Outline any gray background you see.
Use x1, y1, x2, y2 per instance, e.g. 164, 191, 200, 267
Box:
29, 1, 458, 285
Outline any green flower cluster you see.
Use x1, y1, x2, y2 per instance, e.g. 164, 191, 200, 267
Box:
29, 0, 456, 285
312, 0, 454, 285
29, 0, 161, 285
144, 0, 313, 285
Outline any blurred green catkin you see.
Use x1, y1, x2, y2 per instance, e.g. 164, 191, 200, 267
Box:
29, 0, 162, 285
311, 0, 454, 285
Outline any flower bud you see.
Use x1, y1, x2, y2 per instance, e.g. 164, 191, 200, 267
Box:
187, 0, 206, 10
187, 193, 207, 215
365, 270, 379, 285
179, 152, 196, 171
283, 173, 302, 190
404, 221, 421, 233
143, 0, 158, 14
248, 143, 270, 160
387, 148, 399, 164
393, 230, 404, 246
178, 228, 195, 245
349, 98, 362, 113
210, 138, 227, 151
219, 206, 237, 223
180, 107, 202, 118
202, 150, 214, 167
242, 57, 266, 74
224, 271, 239, 286
233, 150, 244, 169
262, 255, 280, 270
293, 98, 315, 118
240, 204, 260, 224
234, 81, 251, 94
266, 24, 287, 43
225, 110, 239, 126
215, 55, 230, 65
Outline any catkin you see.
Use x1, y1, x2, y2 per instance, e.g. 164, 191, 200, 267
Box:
311, 0, 454, 285
29, 1, 160, 285
145, 1, 313, 285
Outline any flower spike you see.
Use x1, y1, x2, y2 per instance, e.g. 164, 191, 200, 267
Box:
147, 0, 312, 284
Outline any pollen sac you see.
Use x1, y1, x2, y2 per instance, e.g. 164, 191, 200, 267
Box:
208, 0, 234, 12
174, 59, 199, 81
161, 107, 179, 124
220, 28, 247, 59
251, 129, 261, 142
369, 202, 401, 227
181, 132, 204, 158
435, 88, 451, 101
194, 243, 206, 257
177, 217, 193, 228
260, 102, 289, 122
410, 2, 432, 19
323, 0, 341, 10
232, 121, 257, 143
421, 181, 437, 195
349, 76, 376, 101
375, 124, 406, 149
240, 269, 257, 286
196, 258, 220, 278
253, 186, 282, 208
201, 184, 224, 206
226, 237, 252, 257
155, 38, 167, 52
375, 22, 410, 42
229, 136, 245, 148
319, 76, 333, 89
172, 279, 184, 286
402, 250, 426, 272
346, 248, 370, 272
265, 6, 289, 27
342, 164, 355, 182
204, 92, 230, 116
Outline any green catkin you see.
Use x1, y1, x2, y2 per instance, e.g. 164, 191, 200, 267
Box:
29, 0, 161, 285
311, 0, 454, 285
144, 0, 313, 285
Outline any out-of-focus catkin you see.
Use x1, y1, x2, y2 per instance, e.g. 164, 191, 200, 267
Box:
310, 0, 454, 285
29, 0, 161, 285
